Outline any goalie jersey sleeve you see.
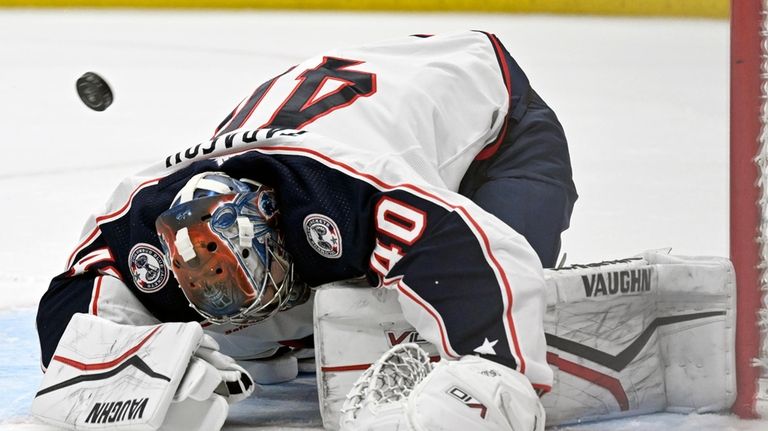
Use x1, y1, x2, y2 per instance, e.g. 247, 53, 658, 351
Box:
213, 132, 553, 392
207, 30, 550, 389
37, 129, 552, 390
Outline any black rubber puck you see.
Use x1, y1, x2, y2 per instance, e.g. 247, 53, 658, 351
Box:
76, 72, 113, 111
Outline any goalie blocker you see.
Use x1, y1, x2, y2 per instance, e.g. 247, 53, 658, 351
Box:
315, 250, 736, 429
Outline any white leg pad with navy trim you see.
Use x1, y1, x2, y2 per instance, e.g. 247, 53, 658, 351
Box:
315, 250, 736, 428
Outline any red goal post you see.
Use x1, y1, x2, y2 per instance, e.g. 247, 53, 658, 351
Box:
731, 0, 768, 418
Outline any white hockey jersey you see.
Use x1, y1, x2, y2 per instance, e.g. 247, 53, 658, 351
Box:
38, 31, 552, 394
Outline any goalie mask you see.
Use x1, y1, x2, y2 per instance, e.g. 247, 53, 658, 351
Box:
155, 172, 306, 325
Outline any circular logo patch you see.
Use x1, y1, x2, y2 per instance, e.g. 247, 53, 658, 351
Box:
129, 243, 169, 293
303, 214, 342, 259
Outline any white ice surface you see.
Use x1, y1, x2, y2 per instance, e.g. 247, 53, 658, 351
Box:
0, 8, 756, 430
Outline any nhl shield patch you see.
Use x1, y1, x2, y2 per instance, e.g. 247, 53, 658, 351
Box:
303, 214, 342, 259
129, 243, 169, 293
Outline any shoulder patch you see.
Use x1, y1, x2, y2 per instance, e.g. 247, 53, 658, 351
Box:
129, 243, 169, 293
303, 214, 343, 259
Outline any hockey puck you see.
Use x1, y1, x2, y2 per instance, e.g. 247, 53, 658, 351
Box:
76, 72, 113, 111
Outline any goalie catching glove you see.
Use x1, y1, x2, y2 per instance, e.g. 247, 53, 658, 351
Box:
340, 343, 545, 431
31, 313, 255, 431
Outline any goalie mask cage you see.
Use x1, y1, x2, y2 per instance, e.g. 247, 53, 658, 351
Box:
732, 0, 768, 418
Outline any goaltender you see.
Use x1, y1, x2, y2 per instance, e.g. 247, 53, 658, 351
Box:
33, 30, 576, 431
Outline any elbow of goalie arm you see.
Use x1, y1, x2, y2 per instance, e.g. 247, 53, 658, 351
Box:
37, 272, 98, 369
36, 271, 159, 369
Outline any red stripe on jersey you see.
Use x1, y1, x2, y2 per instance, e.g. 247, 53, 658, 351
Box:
234, 75, 283, 130
66, 177, 162, 270
68, 247, 116, 278
389, 277, 460, 360
300, 76, 355, 111
53, 325, 163, 371
475, 33, 513, 161
94, 178, 162, 225
213, 104, 239, 138
461, 207, 527, 373
376, 277, 459, 359
260, 58, 377, 130
91, 276, 104, 315
321, 355, 440, 373
66, 228, 102, 271
80, 248, 112, 266
98, 265, 123, 280
256, 145, 527, 373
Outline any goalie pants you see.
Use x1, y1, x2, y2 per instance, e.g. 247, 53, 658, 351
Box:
460, 88, 578, 268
